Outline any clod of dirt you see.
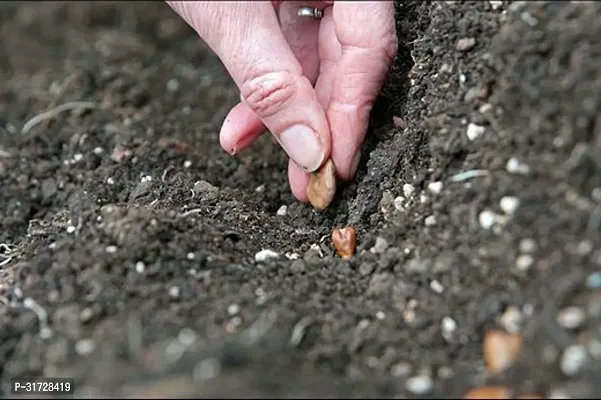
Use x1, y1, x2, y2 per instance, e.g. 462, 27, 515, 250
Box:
483, 330, 522, 375
306, 159, 336, 210
463, 386, 512, 399
456, 37, 476, 52
331, 226, 357, 260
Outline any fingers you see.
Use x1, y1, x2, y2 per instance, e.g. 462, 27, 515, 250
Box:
169, 1, 331, 173
219, 1, 323, 157
326, 1, 398, 181
314, 7, 341, 107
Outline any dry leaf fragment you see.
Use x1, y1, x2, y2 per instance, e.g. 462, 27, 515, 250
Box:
483, 329, 523, 374
463, 386, 512, 399
306, 159, 336, 210
332, 226, 356, 260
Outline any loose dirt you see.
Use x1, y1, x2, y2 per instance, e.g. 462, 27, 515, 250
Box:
1, 1, 600, 398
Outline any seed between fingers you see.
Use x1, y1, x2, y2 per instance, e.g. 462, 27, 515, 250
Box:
306, 159, 336, 210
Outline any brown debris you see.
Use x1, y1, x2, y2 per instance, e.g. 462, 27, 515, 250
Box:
110, 146, 132, 163
306, 159, 336, 210
483, 330, 523, 375
157, 137, 190, 153
331, 226, 356, 260
463, 386, 512, 399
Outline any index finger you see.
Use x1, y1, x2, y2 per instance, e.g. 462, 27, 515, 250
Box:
327, 1, 397, 180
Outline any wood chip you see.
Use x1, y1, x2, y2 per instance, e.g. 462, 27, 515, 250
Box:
306, 159, 336, 210
331, 227, 356, 260
463, 386, 512, 399
483, 329, 523, 374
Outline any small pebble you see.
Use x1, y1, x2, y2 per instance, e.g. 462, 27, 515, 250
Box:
506, 157, 531, 175
168, 286, 180, 299
107, 177, 115, 185
105, 245, 117, 254
276, 205, 287, 216
427, 181, 443, 195
183, 160, 192, 168
425, 215, 437, 226
430, 280, 444, 293
135, 261, 145, 273
255, 249, 280, 262
586, 272, 601, 288
371, 237, 389, 254
227, 304, 240, 316
466, 123, 485, 141
186, 252, 195, 260
403, 184, 415, 199
393, 196, 405, 212
167, 78, 180, 92
515, 254, 534, 272
519, 238, 538, 253
66, 226, 76, 234
75, 339, 95, 356
500, 306, 523, 333
479, 210, 497, 229
556, 307, 586, 330
560, 345, 588, 376
456, 37, 476, 52
500, 196, 520, 215
405, 375, 433, 395
442, 316, 457, 341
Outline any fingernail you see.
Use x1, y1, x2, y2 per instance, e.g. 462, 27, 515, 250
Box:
350, 150, 361, 178
279, 124, 324, 172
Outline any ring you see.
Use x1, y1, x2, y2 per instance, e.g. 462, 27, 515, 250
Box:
297, 6, 324, 19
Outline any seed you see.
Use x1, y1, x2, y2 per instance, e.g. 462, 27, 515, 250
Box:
463, 386, 512, 399
483, 330, 522, 374
306, 159, 336, 210
332, 226, 357, 260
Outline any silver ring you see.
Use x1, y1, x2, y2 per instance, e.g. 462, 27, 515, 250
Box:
297, 6, 324, 19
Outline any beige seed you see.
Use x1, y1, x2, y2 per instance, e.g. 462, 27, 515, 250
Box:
483, 330, 523, 375
463, 386, 512, 399
306, 159, 336, 210
332, 226, 357, 260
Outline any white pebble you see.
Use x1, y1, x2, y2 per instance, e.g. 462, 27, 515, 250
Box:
93, 147, 104, 155
276, 205, 288, 216
371, 237, 389, 254
506, 157, 531, 175
430, 280, 444, 293
515, 254, 534, 272
135, 261, 145, 273
500, 196, 520, 215
107, 177, 115, 185
466, 123, 485, 141
560, 345, 588, 376
186, 252, 195, 260
405, 375, 433, 395
75, 339, 95, 355
500, 306, 523, 333
73, 153, 83, 162
424, 215, 437, 226
183, 160, 192, 168
66, 226, 76, 234
393, 196, 405, 212
479, 210, 497, 229
168, 286, 180, 299
519, 238, 538, 253
105, 245, 117, 253
227, 304, 240, 316
403, 184, 415, 198
427, 181, 443, 195
167, 78, 180, 92
376, 311, 386, 320
441, 316, 457, 341
556, 307, 586, 330
255, 249, 280, 262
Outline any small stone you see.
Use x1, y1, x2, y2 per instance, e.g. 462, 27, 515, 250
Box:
489, 0, 503, 10
519, 238, 538, 253
466, 123, 485, 141
479, 210, 498, 230
66, 226, 76, 234
515, 254, 534, 272
193, 180, 218, 194
405, 375, 433, 395
276, 205, 287, 216
167, 78, 180, 92
105, 245, 118, 254
227, 304, 240, 316
456, 37, 476, 52
430, 280, 444, 293
183, 160, 192, 168
371, 237, 389, 254
560, 345, 588, 376
427, 181, 443, 195
135, 261, 145, 273
425, 215, 437, 226
168, 286, 180, 299
586, 272, 601, 288
506, 157, 530, 175
186, 252, 195, 260
500, 196, 520, 215
255, 249, 280, 263
499, 306, 523, 333
442, 316, 457, 341
403, 184, 415, 199
75, 339, 95, 356
107, 177, 115, 185
556, 307, 586, 330
393, 196, 405, 212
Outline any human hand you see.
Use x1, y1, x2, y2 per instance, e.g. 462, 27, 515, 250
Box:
167, 1, 397, 203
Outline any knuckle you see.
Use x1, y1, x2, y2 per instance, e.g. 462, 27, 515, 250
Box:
240, 71, 297, 119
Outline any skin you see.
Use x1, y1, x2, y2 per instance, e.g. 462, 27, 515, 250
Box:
167, 1, 397, 203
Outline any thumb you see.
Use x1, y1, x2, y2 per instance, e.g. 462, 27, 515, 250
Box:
168, 1, 331, 172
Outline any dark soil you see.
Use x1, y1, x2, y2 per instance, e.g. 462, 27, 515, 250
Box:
1, 1, 601, 398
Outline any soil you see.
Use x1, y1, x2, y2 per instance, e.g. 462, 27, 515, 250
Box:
1, 1, 601, 398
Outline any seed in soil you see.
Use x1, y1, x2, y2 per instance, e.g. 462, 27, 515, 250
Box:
306, 159, 336, 210
463, 386, 512, 399
331, 226, 357, 260
483, 330, 522, 374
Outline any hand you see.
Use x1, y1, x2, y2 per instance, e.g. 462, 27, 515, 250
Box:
168, 1, 397, 202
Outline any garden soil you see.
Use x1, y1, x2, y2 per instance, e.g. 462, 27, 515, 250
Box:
1, 1, 600, 398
